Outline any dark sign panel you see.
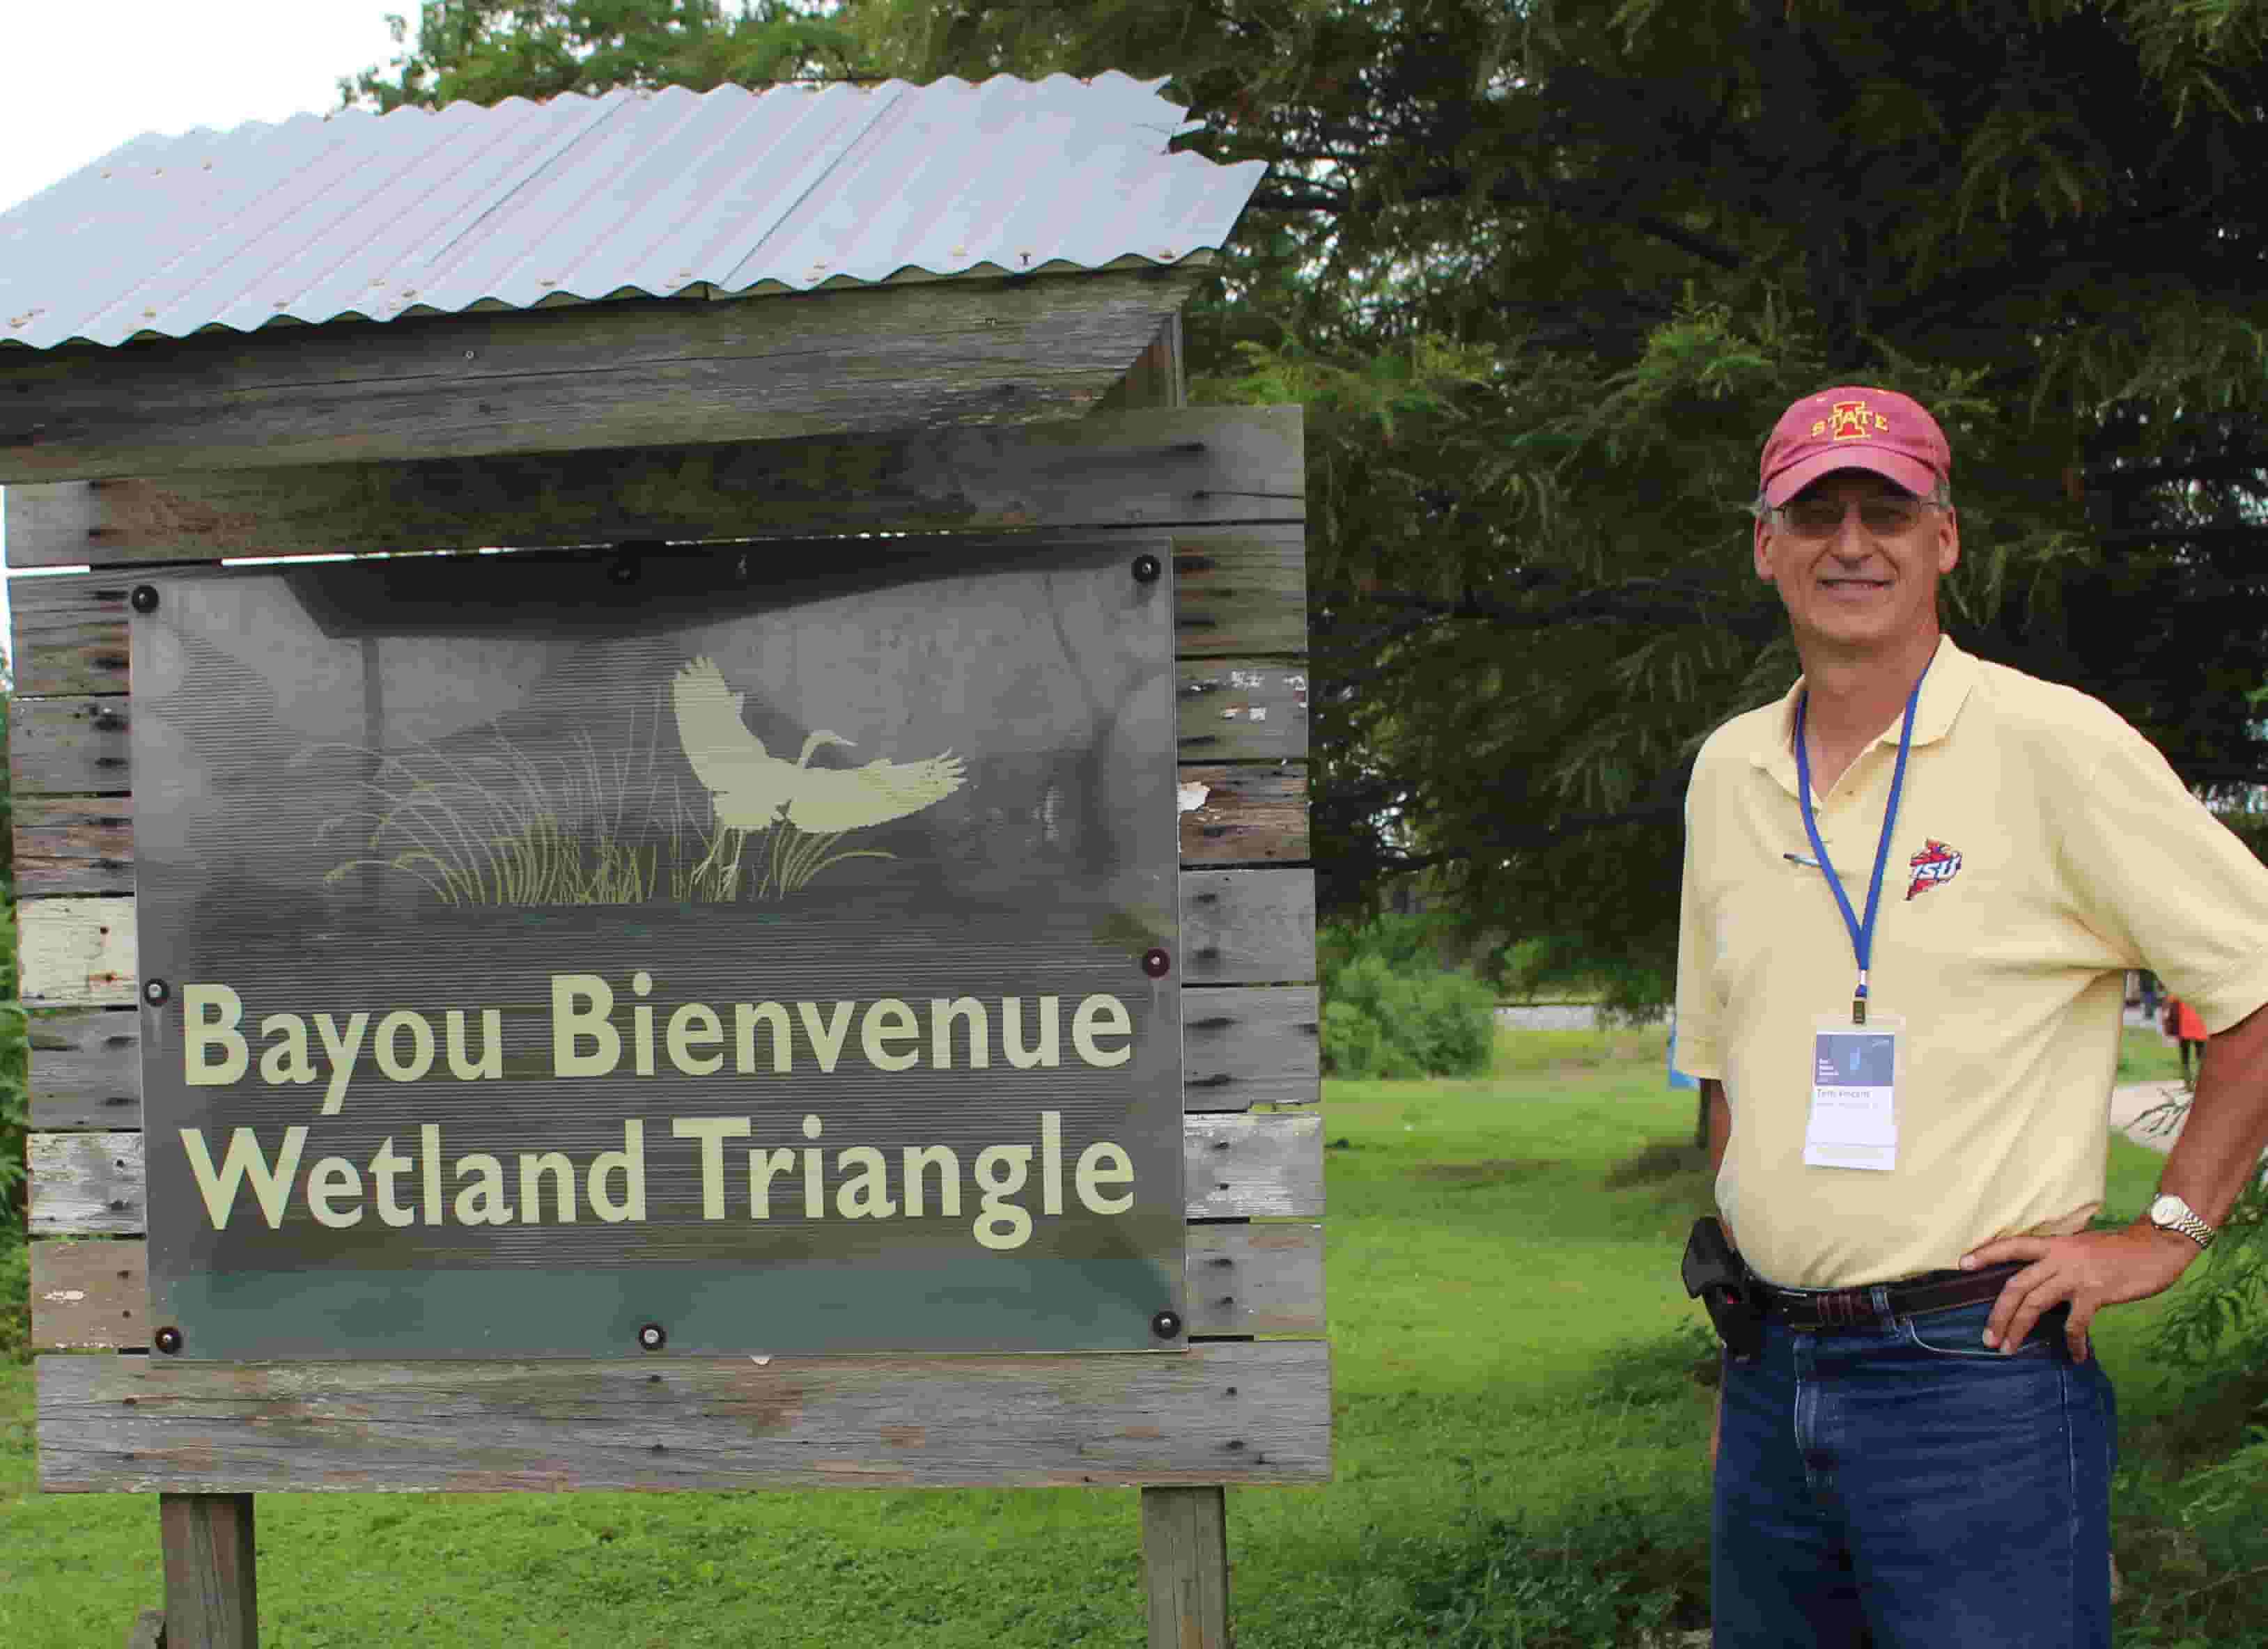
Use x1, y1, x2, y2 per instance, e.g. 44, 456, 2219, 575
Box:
133, 538, 1181, 1359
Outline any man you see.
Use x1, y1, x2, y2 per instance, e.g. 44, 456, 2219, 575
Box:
1673, 385, 2268, 1648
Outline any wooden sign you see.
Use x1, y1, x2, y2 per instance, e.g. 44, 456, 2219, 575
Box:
20, 395, 1323, 1649
129, 538, 1183, 1359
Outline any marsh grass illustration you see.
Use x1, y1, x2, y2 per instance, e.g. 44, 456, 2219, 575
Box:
311, 680, 929, 907
683, 811, 896, 902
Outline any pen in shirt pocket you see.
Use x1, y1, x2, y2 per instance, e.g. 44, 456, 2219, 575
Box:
1782, 852, 1858, 877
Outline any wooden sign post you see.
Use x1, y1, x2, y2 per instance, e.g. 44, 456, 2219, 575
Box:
14, 275, 1326, 1643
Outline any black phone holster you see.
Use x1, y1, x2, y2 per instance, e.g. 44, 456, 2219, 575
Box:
1683, 1216, 1766, 1359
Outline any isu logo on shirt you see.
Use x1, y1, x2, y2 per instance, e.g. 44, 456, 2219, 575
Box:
1906, 839, 1962, 900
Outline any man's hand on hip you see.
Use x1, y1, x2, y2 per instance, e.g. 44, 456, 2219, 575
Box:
1957, 1224, 2198, 1359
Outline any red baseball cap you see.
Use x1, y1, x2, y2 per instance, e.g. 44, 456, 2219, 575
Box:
1759, 386, 1951, 507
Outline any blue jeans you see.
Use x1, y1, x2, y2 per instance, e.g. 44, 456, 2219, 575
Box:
1714, 1297, 2117, 1648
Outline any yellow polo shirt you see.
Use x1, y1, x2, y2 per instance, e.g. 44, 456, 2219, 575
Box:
1675, 635, 2268, 1287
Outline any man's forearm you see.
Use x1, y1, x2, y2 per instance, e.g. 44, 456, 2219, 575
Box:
2163, 1000, 2268, 1230
1955, 999, 2268, 1359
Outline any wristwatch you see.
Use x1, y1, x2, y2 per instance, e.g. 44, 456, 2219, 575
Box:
2147, 1192, 2216, 1250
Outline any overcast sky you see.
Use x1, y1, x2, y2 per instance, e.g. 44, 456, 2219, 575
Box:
0, 3, 406, 214
1, 2, 410, 649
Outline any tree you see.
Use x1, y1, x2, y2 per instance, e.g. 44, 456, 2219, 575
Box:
342, 1, 866, 109
345, 0, 2268, 1009
841, 0, 2268, 1007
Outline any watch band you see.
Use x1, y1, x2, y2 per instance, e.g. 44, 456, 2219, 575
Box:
2150, 1194, 2216, 1250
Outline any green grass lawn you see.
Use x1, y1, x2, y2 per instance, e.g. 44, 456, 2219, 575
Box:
2, 1024, 2258, 1646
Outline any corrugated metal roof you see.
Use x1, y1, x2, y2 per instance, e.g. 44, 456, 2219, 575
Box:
0, 72, 1264, 352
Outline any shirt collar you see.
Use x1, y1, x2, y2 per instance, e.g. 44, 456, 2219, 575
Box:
1750, 634, 1978, 798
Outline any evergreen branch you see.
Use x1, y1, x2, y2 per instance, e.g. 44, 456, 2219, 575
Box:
1351, 585, 1770, 636
1871, 211, 2209, 332
2095, 525, 2268, 545
1356, 796, 1689, 882
1245, 142, 1748, 271
1608, 212, 1747, 274
2083, 454, 2268, 490
1250, 180, 1354, 212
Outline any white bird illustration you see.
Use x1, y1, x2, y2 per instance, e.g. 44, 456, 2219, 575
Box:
670, 657, 967, 834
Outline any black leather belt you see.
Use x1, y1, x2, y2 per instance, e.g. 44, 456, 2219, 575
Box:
1754, 1262, 2026, 1331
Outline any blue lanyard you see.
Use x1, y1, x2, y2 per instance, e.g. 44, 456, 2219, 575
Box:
1792, 659, 1932, 1024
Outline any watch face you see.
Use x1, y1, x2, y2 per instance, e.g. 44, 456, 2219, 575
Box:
2150, 1194, 2184, 1224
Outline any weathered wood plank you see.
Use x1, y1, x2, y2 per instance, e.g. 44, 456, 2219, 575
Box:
26, 1224, 1323, 1350
10, 573, 133, 697
1185, 1113, 1323, 1219
1143, 1484, 1230, 1649
26, 1008, 141, 1129
1177, 657, 1310, 760
2, 407, 1303, 568
161, 1494, 257, 1649
38, 1339, 1333, 1491
6, 694, 132, 796
15, 795, 134, 897
1097, 314, 1186, 417
28, 1113, 1320, 1235
1185, 1224, 1326, 1336
1177, 765, 1307, 866
18, 898, 136, 1006
0, 270, 1201, 485
27, 1132, 146, 1235
1179, 870, 1314, 985
29, 1240, 148, 1350
1172, 534, 1307, 657
1181, 986, 1319, 1113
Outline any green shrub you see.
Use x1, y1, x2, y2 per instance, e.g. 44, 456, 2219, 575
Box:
1319, 911, 1455, 980
2180, 1421, 2268, 1524
2112, 1409, 2268, 1648
2145, 1101, 2268, 1385
1322, 998, 1388, 1079
0, 1235, 27, 1366
1367, 1484, 1707, 1648
0, 1000, 24, 1230
1323, 951, 1497, 1079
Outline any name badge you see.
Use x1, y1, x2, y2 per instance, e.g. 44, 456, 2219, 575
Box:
1805, 1015, 1901, 1171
